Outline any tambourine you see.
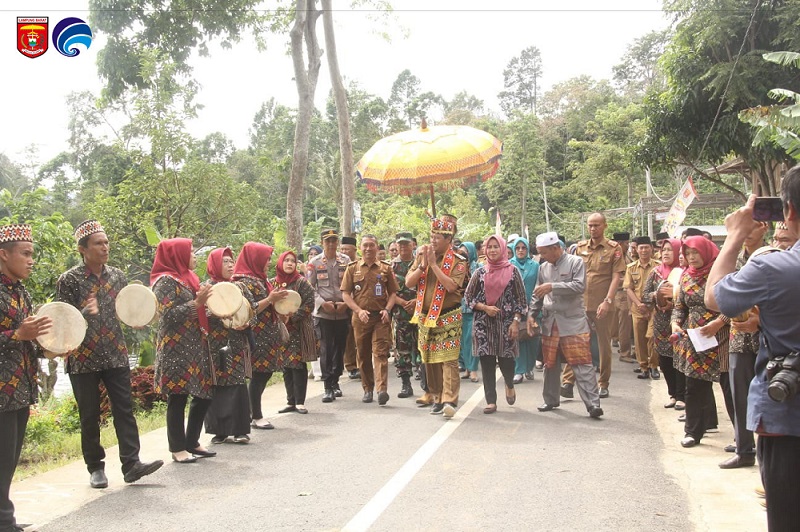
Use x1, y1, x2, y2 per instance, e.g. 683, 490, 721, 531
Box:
273, 290, 301, 315
207, 282, 243, 318
666, 267, 684, 301
115, 283, 158, 327
36, 302, 88, 356
222, 296, 254, 329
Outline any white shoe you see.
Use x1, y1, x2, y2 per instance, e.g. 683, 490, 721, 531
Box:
442, 403, 456, 419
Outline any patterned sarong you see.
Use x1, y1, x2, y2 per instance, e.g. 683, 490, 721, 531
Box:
541, 322, 592, 369
418, 307, 462, 364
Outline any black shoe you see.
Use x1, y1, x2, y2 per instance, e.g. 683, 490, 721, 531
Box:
680, 435, 697, 448
349, 370, 361, 380
724, 444, 736, 453
588, 406, 604, 418
560, 383, 574, 399
398, 375, 413, 398
678, 414, 686, 422
322, 390, 334, 403
599, 387, 609, 398
430, 403, 444, 415
333, 386, 343, 398
537, 403, 558, 412
190, 448, 217, 458
211, 435, 228, 444
362, 391, 373, 403
90, 469, 108, 489
637, 369, 651, 379
278, 405, 297, 413
633, 367, 643, 373
378, 391, 390, 406
651, 368, 661, 379
719, 454, 756, 469
123, 460, 164, 483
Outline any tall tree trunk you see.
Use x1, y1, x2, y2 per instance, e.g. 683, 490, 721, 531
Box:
287, 0, 322, 251
321, 0, 355, 236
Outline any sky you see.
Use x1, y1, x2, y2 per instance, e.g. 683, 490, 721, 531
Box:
1, 0, 669, 168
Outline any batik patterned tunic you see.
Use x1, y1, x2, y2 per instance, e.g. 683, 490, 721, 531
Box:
464, 267, 527, 359
0, 273, 39, 411
270, 277, 317, 369
671, 272, 730, 381
205, 280, 252, 386
234, 275, 282, 372
641, 268, 674, 358
55, 264, 129, 374
153, 276, 214, 399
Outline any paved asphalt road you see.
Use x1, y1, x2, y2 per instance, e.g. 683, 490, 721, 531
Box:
32, 362, 698, 532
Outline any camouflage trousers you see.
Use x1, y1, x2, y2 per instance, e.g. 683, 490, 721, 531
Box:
393, 317, 418, 377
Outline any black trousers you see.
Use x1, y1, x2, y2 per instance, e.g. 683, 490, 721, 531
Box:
68, 366, 141, 473
730, 351, 757, 454
283, 366, 309, 406
759, 435, 800, 532
720, 371, 735, 428
248, 370, 273, 420
166, 394, 212, 453
684, 376, 717, 441
659, 355, 683, 400
316, 317, 348, 390
479, 356, 516, 405
0, 407, 28, 531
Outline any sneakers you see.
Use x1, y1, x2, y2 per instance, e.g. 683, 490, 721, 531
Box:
430, 403, 444, 415
442, 403, 456, 418
599, 387, 609, 398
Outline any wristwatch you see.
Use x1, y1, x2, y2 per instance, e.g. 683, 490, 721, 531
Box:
603, 297, 613, 305
513, 316, 521, 322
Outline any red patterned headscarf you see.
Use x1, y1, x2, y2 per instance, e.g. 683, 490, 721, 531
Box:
206, 247, 233, 283
275, 250, 302, 287
233, 242, 274, 292
682, 236, 719, 279
483, 234, 515, 306
655, 238, 682, 279
150, 238, 208, 333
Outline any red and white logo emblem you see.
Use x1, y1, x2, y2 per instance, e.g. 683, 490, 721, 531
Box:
17, 17, 48, 58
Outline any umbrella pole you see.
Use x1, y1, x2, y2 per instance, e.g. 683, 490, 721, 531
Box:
430, 184, 436, 218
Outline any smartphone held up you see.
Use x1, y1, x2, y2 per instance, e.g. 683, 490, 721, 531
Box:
752, 196, 785, 222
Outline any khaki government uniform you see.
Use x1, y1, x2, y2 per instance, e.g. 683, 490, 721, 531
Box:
610, 251, 633, 359
564, 237, 626, 390
624, 258, 658, 371
340, 259, 399, 394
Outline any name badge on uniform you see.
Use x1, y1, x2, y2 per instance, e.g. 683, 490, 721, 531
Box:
375, 283, 383, 297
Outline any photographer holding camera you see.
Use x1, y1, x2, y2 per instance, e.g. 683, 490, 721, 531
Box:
706, 165, 800, 532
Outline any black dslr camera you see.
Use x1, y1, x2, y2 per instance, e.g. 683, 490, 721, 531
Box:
766, 351, 800, 402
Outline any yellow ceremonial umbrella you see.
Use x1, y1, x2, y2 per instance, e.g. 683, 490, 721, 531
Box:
356, 120, 502, 217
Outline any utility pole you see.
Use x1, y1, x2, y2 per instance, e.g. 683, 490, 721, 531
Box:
521, 172, 527, 234
646, 166, 654, 238
542, 178, 550, 232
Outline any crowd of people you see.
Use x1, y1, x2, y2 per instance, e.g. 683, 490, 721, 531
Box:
3, 165, 800, 531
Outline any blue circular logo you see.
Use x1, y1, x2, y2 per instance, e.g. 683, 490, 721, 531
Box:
53, 17, 92, 57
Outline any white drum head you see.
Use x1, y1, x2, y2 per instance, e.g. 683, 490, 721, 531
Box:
274, 290, 301, 315
37, 302, 87, 354
207, 282, 243, 318
116, 284, 158, 327
666, 267, 684, 300
222, 295, 253, 329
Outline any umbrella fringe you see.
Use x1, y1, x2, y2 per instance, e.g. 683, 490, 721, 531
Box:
362, 163, 499, 196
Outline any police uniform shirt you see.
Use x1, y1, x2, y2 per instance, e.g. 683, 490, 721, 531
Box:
411, 252, 469, 313
623, 258, 656, 318
307, 251, 350, 320
340, 259, 399, 312
575, 237, 626, 310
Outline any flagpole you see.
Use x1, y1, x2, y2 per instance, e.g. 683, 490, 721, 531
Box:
542, 179, 551, 232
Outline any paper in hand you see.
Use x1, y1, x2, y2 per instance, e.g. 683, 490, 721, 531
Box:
687, 328, 719, 352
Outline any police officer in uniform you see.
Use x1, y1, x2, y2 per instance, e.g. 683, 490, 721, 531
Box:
563, 213, 625, 398
340, 234, 399, 405
307, 229, 351, 403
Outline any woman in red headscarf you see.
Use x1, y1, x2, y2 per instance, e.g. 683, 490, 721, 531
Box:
203, 247, 253, 444
231, 242, 287, 430
642, 238, 685, 409
464, 235, 527, 414
151, 238, 216, 463
670, 236, 730, 448
271, 250, 318, 415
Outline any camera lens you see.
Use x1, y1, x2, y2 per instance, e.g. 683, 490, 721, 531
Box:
768, 370, 799, 402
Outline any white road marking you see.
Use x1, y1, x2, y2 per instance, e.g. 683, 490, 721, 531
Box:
342, 386, 485, 532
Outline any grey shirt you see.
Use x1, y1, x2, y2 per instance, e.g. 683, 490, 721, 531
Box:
714, 240, 800, 437
529, 252, 589, 337
307, 251, 350, 320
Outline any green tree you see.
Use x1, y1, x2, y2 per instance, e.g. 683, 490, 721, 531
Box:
612, 29, 671, 99
498, 46, 544, 116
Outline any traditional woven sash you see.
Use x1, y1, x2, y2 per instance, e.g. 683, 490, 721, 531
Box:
411, 248, 455, 328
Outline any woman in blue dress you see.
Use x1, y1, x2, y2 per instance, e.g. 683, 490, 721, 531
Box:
457, 242, 480, 382
509, 237, 541, 383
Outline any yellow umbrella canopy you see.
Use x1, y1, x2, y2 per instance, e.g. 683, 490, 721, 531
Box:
356, 122, 503, 197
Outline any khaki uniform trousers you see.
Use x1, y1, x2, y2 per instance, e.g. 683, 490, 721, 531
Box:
563, 309, 613, 389
632, 315, 658, 371
425, 359, 460, 405
611, 290, 633, 358
352, 313, 390, 393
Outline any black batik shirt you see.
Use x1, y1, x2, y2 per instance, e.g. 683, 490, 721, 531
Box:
0, 273, 39, 411
56, 264, 129, 374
